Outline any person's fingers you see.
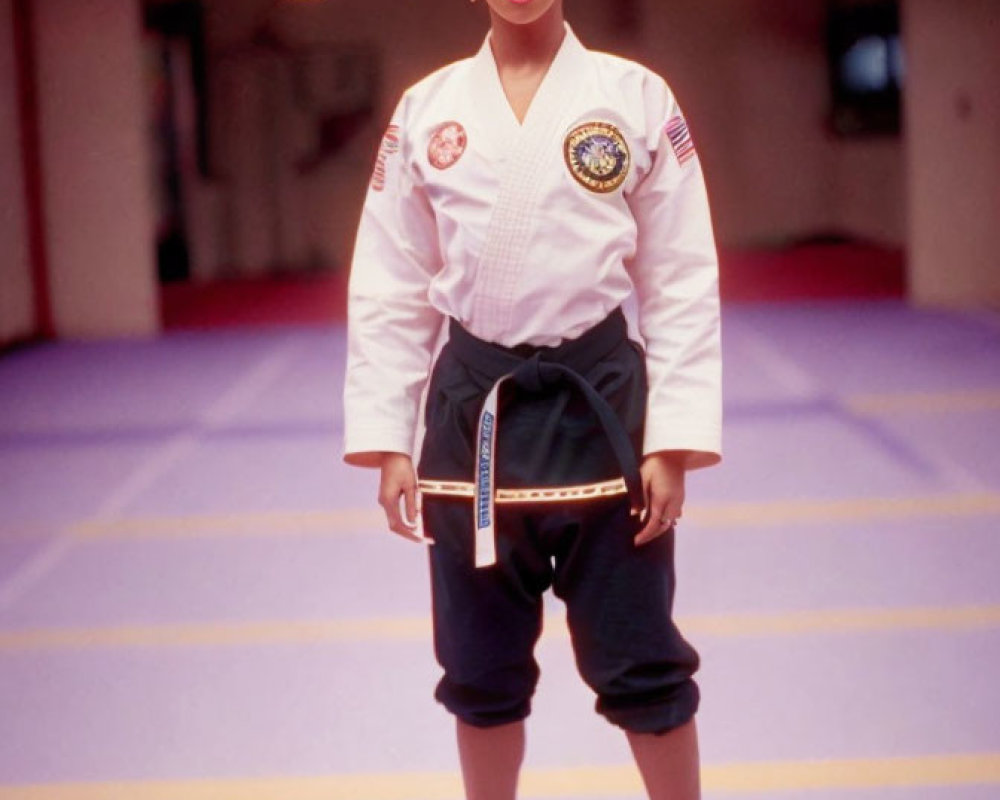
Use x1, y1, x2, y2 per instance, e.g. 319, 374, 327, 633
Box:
377, 483, 401, 528
402, 483, 418, 528
636, 468, 653, 519
380, 477, 432, 545
635, 494, 669, 545
402, 486, 433, 543
664, 494, 684, 526
391, 507, 425, 542
379, 482, 423, 543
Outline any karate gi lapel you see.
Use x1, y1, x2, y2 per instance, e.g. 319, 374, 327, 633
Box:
461, 26, 593, 566
468, 25, 590, 340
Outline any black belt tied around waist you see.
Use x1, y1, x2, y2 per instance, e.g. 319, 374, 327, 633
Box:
439, 308, 645, 567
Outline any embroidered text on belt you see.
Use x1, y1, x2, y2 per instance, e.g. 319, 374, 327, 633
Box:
444, 312, 645, 568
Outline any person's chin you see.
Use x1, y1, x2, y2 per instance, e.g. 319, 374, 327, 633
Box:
497, 0, 553, 24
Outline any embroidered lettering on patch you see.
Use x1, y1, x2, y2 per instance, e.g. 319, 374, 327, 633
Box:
428, 121, 467, 170
665, 116, 696, 166
370, 124, 400, 192
564, 121, 631, 194
476, 411, 494, 530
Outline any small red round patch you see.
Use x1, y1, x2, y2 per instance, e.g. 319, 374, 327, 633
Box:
428, 121, 467, 170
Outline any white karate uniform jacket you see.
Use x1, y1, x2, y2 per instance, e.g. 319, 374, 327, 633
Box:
344, 25, 722, 471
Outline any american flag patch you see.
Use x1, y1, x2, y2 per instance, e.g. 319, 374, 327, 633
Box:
665, 116, 696, 166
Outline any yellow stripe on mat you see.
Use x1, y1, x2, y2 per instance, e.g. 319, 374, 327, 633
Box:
692, 492, 1000, 528
58, 492, 1000, 541
845, 388, 1000, 415
70, 508, 384, 539
2, 604, 999, 652
1, 753, 999, 799
0, 617, 432, 651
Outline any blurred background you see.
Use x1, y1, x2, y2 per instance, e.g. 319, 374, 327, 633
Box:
2, 0, 997, 340
1, 1, 999, 799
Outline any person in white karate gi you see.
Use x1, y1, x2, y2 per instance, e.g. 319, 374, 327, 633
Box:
343, 0, 722, 797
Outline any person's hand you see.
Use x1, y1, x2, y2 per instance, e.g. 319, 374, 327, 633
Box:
635, 451, 686, 546
378, 453, 431, 543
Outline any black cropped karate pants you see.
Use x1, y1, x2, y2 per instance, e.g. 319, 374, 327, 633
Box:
418, 309, 700, 733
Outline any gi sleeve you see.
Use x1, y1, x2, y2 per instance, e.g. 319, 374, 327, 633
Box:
625, 78, 722, 469
343, 95, 444, 467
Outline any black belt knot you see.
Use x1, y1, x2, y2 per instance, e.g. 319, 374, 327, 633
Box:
447, 309, 645, 519
513, 353, 545, 393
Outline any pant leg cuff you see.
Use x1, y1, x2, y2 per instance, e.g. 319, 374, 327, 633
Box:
597, 678, 700, 734
435, 683, 533, 728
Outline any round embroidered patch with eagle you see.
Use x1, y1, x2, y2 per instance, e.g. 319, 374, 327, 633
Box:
564, 121, 631, 193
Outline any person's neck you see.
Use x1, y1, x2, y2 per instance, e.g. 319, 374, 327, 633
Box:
488, 5, 566, 71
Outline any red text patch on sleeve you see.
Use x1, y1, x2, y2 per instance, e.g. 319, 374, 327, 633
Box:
371, 124, 401, 192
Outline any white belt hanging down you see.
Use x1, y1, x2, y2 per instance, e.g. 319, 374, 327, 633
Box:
473, 375, 509, 567
469, 357, 646, 569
